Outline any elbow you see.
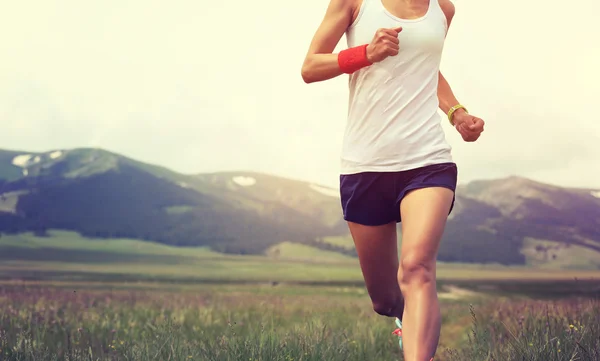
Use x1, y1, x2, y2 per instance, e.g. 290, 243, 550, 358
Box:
301, 58, 316, 84
301, 65, 314, 84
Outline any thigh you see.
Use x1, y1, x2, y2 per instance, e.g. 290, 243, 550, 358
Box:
340, 172, 397, 226
399, 187, 455, 264
348, 221, 400, 298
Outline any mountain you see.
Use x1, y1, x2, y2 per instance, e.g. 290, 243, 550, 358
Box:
0, 148, 345, 254
0, 147, 599, 268
442, 176, 600, 267
458, 176, 600, 245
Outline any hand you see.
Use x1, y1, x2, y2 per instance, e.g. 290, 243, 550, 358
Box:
452, 109, 485, 142
366, 26, 403, 63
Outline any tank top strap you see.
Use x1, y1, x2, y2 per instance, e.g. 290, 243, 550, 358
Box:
428, 0, 449, 31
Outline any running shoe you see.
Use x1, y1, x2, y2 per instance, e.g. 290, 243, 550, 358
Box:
392, 317, 403, 350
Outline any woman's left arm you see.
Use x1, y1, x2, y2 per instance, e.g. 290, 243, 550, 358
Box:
438, 0, 485, 142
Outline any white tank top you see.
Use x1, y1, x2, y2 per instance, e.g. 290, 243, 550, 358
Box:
341, 0, 453, 174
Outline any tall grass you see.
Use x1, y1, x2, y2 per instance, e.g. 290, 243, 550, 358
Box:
1, 284, 599, 360
444, 299, 600, 361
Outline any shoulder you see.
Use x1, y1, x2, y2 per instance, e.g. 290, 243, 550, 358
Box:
326, 0, 361, 23
438, 0, 455, 26
438, 0, 455, 16
327, 0, 361, 27
328, 0, 360, 12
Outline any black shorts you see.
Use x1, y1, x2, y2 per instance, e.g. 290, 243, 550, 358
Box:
339, 162, 458, 226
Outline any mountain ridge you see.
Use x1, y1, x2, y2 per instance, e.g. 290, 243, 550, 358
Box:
0, 147, 599, 268
3, 146, 597, 191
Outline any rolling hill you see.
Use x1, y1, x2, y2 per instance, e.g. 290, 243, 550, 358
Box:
0, 148, 346, 254
0, 147, 599, 268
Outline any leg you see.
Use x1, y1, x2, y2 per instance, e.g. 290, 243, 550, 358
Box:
348, 221, 404, 320
397, 187, 454, 361
340, 172, 404, 319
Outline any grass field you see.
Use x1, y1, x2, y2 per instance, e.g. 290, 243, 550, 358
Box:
3, 231, 600, 284
2, 230, 600, 360
265, 241, 356, 262
1, 282, 600, 361
319, 235, 356, 250
2, 231, 600, 299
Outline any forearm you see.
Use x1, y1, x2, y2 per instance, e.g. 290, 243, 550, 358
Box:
437, 72, 463, 115
301, 53, 346, 83
301, 0, 356, 84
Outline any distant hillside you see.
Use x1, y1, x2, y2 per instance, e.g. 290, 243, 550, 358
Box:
1, 147, 599, 268
458, 177, 600, 243
194, 172, 346, 233
441, 177, 600, 267
0, 148, 345, 254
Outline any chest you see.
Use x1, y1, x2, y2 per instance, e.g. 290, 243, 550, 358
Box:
349, 0, 447, 54
380, 0, 430, 20
349, 17, 446, 56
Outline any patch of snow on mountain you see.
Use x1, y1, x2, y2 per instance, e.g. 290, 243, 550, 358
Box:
49, 151, 63, 159
12, 154, 42, 168
592, 191, 600, 199
309, 184, 339, 197
233, 176, 256, 187
12, 154, 32, 167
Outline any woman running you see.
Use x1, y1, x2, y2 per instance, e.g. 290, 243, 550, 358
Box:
301, 0, 484, 360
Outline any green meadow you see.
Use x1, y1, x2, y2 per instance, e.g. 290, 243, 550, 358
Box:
1, 231, 600, 360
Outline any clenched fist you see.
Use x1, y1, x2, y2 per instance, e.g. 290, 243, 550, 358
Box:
453, 109, 485, 142
366, 27, 403, 63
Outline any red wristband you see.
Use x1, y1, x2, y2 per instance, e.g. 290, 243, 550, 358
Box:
338, 44, 372, 74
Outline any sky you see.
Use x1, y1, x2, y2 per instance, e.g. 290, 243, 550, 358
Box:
1, 0, 599, 190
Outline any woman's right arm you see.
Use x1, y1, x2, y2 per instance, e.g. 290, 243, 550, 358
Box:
301, 0, 403, 84
300, 0, 356, 84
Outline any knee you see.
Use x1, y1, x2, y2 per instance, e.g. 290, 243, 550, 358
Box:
372, 297, 402, 317
399, 252, 435, 288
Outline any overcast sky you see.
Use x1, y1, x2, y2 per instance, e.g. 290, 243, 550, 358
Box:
1, 0, 599, 189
